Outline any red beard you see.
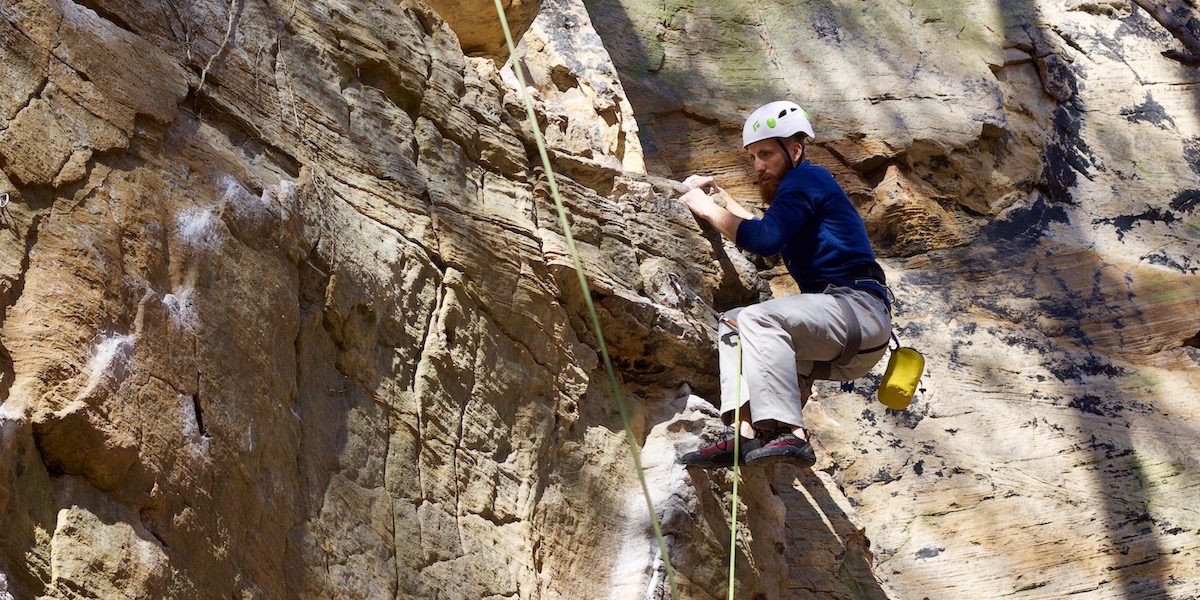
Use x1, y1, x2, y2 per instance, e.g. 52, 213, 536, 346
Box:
758, 172, 780, 204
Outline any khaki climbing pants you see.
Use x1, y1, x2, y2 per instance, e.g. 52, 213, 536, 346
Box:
717, 286, 891, 431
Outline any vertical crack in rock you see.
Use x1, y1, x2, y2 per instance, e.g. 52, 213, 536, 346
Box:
191, 382, 206, 439
272, 36, 305, 136
450, 312, 472, 554
382, 390, 399, 597
5, 76, 49, 130
749, 0, 789, 91
411, 279, 447, 569
0, 209, 44, 402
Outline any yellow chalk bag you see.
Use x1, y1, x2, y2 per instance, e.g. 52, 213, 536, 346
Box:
878, 346, 924, 410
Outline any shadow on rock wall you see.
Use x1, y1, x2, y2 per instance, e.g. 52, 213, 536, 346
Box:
993, 2, 1198, 596
580, 0, 1200, 598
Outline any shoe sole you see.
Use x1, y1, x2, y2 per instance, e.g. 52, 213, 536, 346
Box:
679, 457, 735, 468
745, 448, 816, 468
680, 439, 762, 469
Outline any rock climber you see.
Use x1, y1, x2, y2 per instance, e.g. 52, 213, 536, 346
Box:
676, 100, 892, 468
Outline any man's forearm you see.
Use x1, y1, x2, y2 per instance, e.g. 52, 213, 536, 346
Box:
706, 208, 744, 243
718, 191, 756, 220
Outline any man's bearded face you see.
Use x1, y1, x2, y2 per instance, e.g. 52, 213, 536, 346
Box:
758, 169, 782, 204
746, 139, 798, 204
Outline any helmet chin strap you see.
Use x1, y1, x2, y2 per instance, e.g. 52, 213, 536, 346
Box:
777, 139, 797, 172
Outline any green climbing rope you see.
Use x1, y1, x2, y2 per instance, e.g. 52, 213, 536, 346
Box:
728, 336, 742, 600
491, 3, 680, 599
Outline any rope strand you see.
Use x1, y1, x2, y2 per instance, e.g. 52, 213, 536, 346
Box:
728, 336, 742, 600
491, 3, 679, 598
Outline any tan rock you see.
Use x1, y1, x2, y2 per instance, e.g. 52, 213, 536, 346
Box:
866, 164, 968, 257
0, 0, 186, 186
422, 0, 543, 60
0, 99, 73, 185
47, 477, 189, 598
32, 400, 140, 493
515, 0, 647, 173
0, 0, 1197, 599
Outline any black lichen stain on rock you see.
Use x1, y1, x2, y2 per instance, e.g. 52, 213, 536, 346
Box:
861, 408, 877, 425
1045, 353, 1126, 383
1141, 252, 1197, 274
1040, 103, 1100, 206
1068, 394, 1120, 417
1093, 189, 1199, 252
1096, 198, 1197, 240
1170, 189, 1200, 213
1098, 208, 1178, 240
1120, 94, 1176, 130
981, 196, 1070, 244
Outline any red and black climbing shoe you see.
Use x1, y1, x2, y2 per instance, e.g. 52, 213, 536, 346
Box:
744, 431, 816, 467
679, 430, 762, 468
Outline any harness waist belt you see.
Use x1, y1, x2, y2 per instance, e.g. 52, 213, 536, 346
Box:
798, 262, 887, 295
810, 292, 886, 380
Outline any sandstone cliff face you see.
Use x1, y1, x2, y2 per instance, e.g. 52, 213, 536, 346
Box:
0, 0, 750, 597
584, 0, 1200, 598
0, 1, 1197, 600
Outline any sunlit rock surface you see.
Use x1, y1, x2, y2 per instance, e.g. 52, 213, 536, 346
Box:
586, 0, 1200, 598
0, 0, 1197, 598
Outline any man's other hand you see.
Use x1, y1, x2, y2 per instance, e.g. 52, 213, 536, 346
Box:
680, 187, 719, 219
683, 174, 716, 193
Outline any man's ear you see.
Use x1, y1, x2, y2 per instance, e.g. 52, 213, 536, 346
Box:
791, 142, 805, 164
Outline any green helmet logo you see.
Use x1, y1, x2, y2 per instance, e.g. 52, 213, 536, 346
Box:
766, 117, 777, 128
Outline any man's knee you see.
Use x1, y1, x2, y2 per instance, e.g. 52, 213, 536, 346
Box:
736, 303, 778, 333
739, 298, 823, 337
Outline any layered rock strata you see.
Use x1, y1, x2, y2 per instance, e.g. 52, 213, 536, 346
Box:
585, 0, 1200, 598
0, 0, 844, 597
0, 0, 1198, 599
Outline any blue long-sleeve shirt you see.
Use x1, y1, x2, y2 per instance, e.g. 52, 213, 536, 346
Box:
736, 160, 885, 295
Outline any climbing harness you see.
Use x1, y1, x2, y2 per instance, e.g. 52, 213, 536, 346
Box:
808, 286, 922, 409
668, 272, 736, 330
493, 3, 679, 599
809, 291, 889, 381
811, 296, 878, 379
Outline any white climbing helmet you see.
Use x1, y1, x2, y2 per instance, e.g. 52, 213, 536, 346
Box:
742, 101, 815, 148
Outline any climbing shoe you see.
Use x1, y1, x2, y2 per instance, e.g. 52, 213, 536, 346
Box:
744, 431, 816, 467
679, 430, 762, 468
